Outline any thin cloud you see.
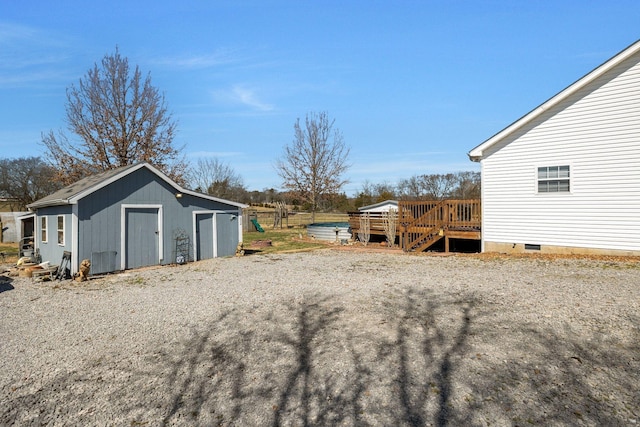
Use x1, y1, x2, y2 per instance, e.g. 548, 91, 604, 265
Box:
0, 21, 74, 87
152, 49, 239, 69
187, 150, 244, 158
349, 157, 478, 178
0, 68, 74, 87
0, 21, 71, 53
212, 84, 275, 112
0, 21, 39, 43
232, 85, 274, 111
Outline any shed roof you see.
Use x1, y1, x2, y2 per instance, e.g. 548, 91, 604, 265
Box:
468, 39, 640, 161
358, 200, 398, 212
28, 163, 248, 209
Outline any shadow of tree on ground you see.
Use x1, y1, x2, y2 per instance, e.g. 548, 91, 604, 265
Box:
2, 289, 638, 426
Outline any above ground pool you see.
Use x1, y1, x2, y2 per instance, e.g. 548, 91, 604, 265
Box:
307, 222, 352, 242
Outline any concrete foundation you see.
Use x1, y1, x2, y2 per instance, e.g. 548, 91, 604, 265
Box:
484, 241, 640, 257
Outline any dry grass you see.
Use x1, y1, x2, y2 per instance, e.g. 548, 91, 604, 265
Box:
0, 243, 19, 263
251, 211, 348, 229
243, 227, 331, 255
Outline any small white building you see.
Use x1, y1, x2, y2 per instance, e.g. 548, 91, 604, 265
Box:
358, 200, 398, 213
468, 40, 640, 256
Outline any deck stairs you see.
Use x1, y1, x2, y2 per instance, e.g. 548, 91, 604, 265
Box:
405, 226, 445, 252
348, 199, 481, 253
401, 200, 448, 252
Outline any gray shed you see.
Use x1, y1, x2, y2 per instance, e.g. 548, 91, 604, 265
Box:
27, 163, 247, 276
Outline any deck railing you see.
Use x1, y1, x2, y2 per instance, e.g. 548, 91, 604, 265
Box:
398, 199, 481, 251
398, 199, 481, 229
347, 212, 393, 236
348, 199, 481, 250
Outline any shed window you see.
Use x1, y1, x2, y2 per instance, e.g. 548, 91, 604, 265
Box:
538, 165, 570, 193
57, 215, 65, 245
41, 216, 48, 243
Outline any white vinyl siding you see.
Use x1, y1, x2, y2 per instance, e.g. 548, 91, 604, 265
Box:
481, 52, 640, 252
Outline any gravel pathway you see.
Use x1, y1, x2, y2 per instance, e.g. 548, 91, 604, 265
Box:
1, 249, 639, 426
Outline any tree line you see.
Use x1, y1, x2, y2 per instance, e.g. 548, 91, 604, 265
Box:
1, 48, 478, 215
0, 154, 479, 212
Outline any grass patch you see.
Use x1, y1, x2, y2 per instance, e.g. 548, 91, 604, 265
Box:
0, 242, 19, 263
243, 227, 329, 255
126, 276, 146, 286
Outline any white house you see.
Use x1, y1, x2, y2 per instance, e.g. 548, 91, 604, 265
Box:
468, 40, 640, 256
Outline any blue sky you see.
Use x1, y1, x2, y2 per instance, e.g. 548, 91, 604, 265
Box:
1, 1, 639, 195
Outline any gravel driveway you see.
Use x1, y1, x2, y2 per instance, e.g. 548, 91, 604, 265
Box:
1, 249, 639, 426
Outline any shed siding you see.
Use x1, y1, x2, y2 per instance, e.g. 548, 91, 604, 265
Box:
75, 167, 241, 272
35, 206, 73, 266
77, 167, 169, 269
30, 164, 244, 274
481, 52, 640, 252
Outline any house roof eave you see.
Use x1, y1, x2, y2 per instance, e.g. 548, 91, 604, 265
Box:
468, 39, 640, 161
27, 198, 77, 209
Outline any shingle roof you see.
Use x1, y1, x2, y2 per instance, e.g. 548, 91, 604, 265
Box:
27, 163, 248, 209
28, 164, 139, 208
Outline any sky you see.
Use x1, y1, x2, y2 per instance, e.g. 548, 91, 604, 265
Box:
1, 1, 639, 196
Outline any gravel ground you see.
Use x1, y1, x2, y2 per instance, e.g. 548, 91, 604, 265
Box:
1, 249, 639, 426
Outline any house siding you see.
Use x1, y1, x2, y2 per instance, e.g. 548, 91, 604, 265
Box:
480, 51, 640, 253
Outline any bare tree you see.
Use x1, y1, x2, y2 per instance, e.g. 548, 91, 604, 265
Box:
397, 173, 457, 200
382, 208, 398, 247
0, 157, 62, 210
187, 158, 246, 201
275, 111, 350, 223
421, 173, 457, 200
450, 171, 481, 199
353, 180, 376, 209
372, 182, 396, 202
42, 47, 186, 185
358, 212, 370, 246
397, 175, 426, 200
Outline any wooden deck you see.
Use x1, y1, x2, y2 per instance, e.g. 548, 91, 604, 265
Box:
348, 199, 481, 252
347, 212, 394, 237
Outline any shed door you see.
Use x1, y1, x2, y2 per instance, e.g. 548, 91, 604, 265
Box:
125, 208, 159, 269
215, 213, 239, 257
195, 213, 214, 260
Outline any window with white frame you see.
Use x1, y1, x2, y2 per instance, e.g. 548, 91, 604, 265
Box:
41, 216, 48, 243
57, 215, 65, 245
538, 165, 570, 193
